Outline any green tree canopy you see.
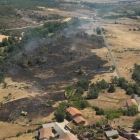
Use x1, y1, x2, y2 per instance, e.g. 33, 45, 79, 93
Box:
77, 79, 89, 91
108, 84, 115, 93
127, 104, 138, 116
133, 118, 140, 130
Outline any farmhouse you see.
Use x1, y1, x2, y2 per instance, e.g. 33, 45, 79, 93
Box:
39, 127, 53, 140
66, 107, 82, 119
134, 94, 140, 112
73, 116, 86, 125
126, 99, 138, 108
66, 107, 86, 125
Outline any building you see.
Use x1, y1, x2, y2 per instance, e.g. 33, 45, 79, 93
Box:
42, 120, 73, 139
105, 130, 119, 139
66, 107, 82, 119
73, 116, 86, 125
66, 107, 86, 125
134, 94, 140, 112
39, 127, 53, 140
126, 99, 138, 108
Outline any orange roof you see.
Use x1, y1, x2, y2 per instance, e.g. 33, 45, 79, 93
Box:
73, 116, 86, 124
39, 127, 53, 139
66, 107, 82, 117
127, 99, 138, 107
60, 133, 78, 140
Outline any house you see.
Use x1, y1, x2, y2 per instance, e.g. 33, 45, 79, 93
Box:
39, 127, 53, 140
134, 94, 140, 112
42, 120, 70, 139
105, 130, 119, 139
73, 116, 86, 125
60, 133, 78, 140
66, 107, 86, 125
126, 99, 138, 108
66, 107, 82, 119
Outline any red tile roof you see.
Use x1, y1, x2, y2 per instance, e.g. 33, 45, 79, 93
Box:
73, 116, 86, 124
127, 99, 138, 107
39, 127, 53, 140
66, 107, 82, 117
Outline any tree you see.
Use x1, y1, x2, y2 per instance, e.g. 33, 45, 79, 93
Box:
133, 83, 140, 95
117, 77, 127, 87
2, 38, 9, 46
108, 84, 115, 93
96, 27, 101, 35
54, 108, 65, 122
65, 85, 74, 98
77, 79, 89, 91
111, 76, 118, 84
126, 87, 134, 95
75, 87, 84, 96
133, 118, 140, 130
96, 79, 108, 90
87, 87, 99, 99
54, 102, 68, 122
127, 104, 138, 116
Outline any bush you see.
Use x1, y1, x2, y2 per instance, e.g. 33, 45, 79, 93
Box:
127, 104, 138, 116
27, 129, 32, 133
133, 118, 140, 130
126, 87, 134, 95
16, 132, 23, 137
87, 87, 99, 99
54, 102, 69, 122
108, 84, 115, 93
75, 87, 84, 96
77, 79, 89, 90
72, 99, 91, 109
105, 109, 123, 120
112, 134, 119, 139
96, 79, 108, 90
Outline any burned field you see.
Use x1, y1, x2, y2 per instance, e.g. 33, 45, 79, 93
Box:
0, 30, 110, 122
0, 91, 65, 121
11, 32, 110, 92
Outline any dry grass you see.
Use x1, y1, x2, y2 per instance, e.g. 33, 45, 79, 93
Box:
0, 78, 38, 103
0, 35, 8, 42
88, 87, 129, 109
102, 18, 140, 81
0, 121, 37, 140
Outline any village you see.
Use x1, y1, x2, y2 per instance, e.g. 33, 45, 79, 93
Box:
37, 99, 140, 140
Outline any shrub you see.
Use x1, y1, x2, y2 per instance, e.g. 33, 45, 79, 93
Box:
105, 109, 123, 120
87, 87, 99, 99
16, 132, 23, 137
75, 87, 84, 96
77, 79, 89, 90
126, 87, 134, 95
112, 134, 119, 139
108, 84, 115, 93
133, 118, 140, 130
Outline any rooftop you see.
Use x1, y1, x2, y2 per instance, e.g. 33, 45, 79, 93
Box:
105, 130, 119, 137
66, 107, 82, 117
73, 116, 86, 124
39, 127, 53, 139
126, 99, 138, 107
